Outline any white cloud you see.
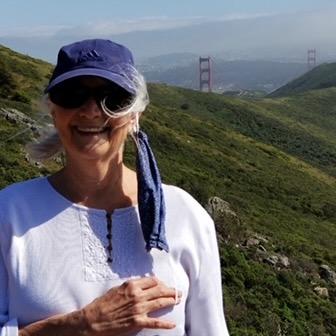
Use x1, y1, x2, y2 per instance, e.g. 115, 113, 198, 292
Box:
0, 17, 210, 38
0, 13, 275, 38
216, 12, 275, 21
54, 17, 212, 37
77, 13, 275, 35
0, 24, 71, 37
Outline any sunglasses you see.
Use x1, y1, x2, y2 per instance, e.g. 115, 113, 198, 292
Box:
48, 79, 133, 112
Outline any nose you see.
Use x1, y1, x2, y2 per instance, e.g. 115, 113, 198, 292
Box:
78, 98, 103, 119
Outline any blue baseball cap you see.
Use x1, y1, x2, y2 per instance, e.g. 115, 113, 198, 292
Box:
45, 39, 136, 94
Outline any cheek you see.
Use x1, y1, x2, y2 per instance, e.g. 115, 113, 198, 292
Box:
51, 108, 73, 131
52, 118, 67, 136
106, 126, 129, 155
109, 117, 132, 138
110, 126, 128, 145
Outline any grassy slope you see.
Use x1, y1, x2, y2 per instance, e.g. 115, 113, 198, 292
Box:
0, 44, 52, 111
145, 84, 336, 335
0, 45, 335, 335
270, 62, 336, 97
146, 84, 336, 261
0, 45, 54, 186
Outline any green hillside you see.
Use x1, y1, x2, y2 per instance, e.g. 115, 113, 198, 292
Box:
270, 62, 336, 97
0, 44, 55, 185
1, 46, 336, 336
0, 44, 52, 110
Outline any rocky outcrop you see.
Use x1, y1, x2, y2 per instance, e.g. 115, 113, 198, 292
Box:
278, 255, 290, 268
0, 107, 43, 137
313, 286, 329, 298
24, 153, 43, 168
206, 197, 244, 242
0, 107, 57, 168
207, 198, 292, 269
244, 237, 260, 247
242, 232, 291, 269
206, 197, 241, 224
264, 255, 279, 267
263, 254, 290, 268
1, 107, 34, 125
243, 233, 269, 248
319, 265, 336, 285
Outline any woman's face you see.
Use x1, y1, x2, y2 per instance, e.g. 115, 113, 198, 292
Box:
50, 76, 133, 162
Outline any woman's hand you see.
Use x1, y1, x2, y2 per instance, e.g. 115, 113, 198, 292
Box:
82, 276, 181, 336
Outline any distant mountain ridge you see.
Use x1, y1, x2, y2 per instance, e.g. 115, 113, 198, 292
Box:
138, 52, 198, 70
269, 62, 336, 97
141, 58, 307, 93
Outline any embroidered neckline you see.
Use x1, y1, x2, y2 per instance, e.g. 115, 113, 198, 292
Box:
79, 208, 150, 282
43, 176, 138, 215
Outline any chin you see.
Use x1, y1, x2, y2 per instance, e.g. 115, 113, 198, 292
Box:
77, 147, 119, 161
63, 131, 126, 162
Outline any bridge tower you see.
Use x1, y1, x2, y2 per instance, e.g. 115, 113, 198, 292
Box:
199, 57, 212, 92
307, 49, 317, 69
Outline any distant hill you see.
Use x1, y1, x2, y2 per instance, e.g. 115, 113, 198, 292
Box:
269, 62, 336, 97
138, 52, 198, 70
141, 59, 307, 93
1, 46, 336, 336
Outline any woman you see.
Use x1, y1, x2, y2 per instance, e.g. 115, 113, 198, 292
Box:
0, 39, 230, 335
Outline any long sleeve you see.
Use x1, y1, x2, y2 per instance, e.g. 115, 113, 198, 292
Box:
0, 246, 18, 336
163, 185, 230, 335
184, 210, 230, 335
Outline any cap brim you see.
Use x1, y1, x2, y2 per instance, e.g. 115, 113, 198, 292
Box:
44, 68, 136, 95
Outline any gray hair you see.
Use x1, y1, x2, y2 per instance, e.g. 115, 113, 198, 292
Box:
26, 66, 149, 162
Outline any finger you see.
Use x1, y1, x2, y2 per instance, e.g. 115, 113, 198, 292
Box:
136, 316, 176, 330
143, 296, 179, 313
146, 277, 182, 298
115, 294, 181, 321
128, 276, 159, 290
119, 297, 177, 320
142, 285, 178, 301
119, 277, 160, 301
119, 277, 157, 296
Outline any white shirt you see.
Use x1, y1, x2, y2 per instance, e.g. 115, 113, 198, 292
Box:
0, 177, 230, 336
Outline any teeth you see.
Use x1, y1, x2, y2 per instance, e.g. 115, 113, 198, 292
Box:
77, 127, 107, 133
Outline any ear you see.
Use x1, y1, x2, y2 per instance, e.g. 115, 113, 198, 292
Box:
128, 114, 140, 134
127, 119, 135, 134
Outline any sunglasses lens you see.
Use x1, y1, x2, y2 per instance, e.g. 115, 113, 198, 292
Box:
103, 87, 133, 112
49, 83, 88, 109
49, 79, 133, 112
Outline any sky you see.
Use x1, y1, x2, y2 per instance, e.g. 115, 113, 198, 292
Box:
1, 0, 336, 37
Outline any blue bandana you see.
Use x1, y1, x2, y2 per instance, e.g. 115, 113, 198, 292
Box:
135, 130, 169, 252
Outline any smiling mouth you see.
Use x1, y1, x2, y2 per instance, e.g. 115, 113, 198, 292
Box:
75, 126, 111, 134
